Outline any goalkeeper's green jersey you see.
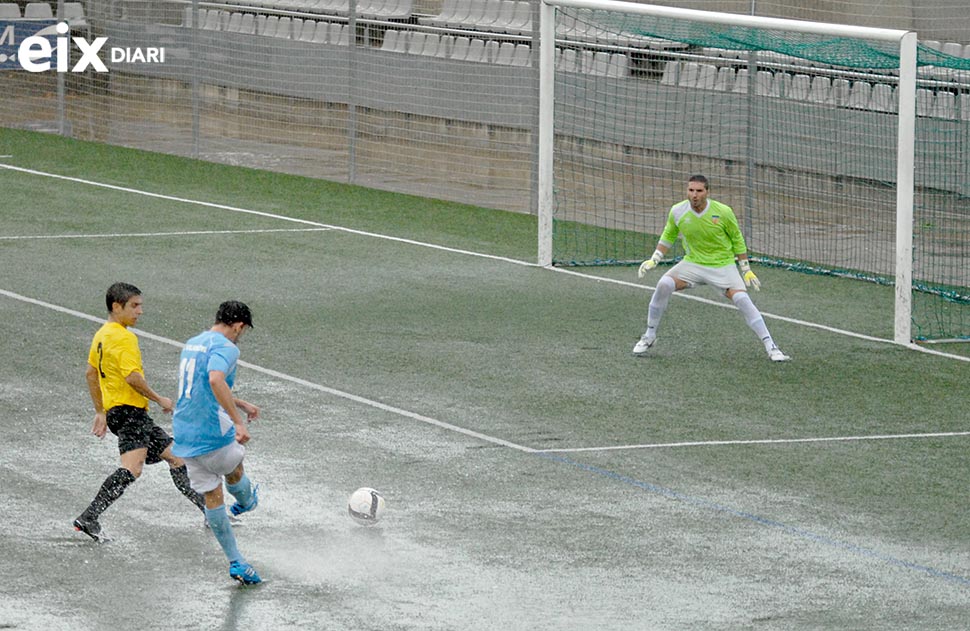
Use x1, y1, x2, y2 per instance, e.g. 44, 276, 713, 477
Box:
658, 199, 746, 268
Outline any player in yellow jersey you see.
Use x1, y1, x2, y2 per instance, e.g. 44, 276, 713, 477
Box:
73, 282, 206, 542
634, 175, 790, 362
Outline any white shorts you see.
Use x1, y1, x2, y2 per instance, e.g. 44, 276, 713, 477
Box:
666, 260, 746, 292
183, 441, 246, 494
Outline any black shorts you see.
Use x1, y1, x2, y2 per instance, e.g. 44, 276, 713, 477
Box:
106, 405, 173, 465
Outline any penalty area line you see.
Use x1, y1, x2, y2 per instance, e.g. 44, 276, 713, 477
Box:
4, 163, 966, 364
2, 286, 968, 588
0, 287, 538, 455
537, 430, 970, 453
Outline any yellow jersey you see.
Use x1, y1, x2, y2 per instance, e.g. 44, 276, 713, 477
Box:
87, 322, 148, 411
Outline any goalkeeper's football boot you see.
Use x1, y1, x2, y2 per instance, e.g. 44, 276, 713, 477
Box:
229, 483, 260, 517
632, 334, 656, 356
767, 346, 791, 362
229, 561, 262, 585
73, 514, 109, 543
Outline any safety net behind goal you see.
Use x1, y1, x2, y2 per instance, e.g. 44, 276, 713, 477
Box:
551, 7, 970, 342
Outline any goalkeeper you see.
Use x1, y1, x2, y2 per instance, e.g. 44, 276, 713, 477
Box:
634, 175, 789, 362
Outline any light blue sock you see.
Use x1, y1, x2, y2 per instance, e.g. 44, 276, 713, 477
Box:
226, 474, 253, 508
205, 506, 243, 564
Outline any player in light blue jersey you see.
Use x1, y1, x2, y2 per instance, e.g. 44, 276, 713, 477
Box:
172, 300, 263, 585
634, 175, 790, 362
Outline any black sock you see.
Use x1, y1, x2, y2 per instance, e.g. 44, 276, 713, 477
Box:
83, 467, 136, 520
170, 464, 205, 513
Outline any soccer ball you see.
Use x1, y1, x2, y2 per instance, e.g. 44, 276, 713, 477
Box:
348, 487, 385, 526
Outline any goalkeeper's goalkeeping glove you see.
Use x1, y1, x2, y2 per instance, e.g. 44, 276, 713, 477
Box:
638, 250, 663, 278
738, 259, 761, 291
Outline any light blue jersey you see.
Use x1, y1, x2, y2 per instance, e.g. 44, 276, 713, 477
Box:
172, 330, 240, 458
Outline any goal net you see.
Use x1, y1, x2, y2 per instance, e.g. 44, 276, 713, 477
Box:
538, 0, 970, 343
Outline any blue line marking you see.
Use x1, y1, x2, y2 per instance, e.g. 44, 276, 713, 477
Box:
537, 451, 970, 588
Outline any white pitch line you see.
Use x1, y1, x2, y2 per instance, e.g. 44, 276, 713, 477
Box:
0, 163, 535, 268
3, 162, 968, 363
2, 285, 965, 456
0, 228, 331, 241
0, 287, 538, 454
538, 431, 970, 453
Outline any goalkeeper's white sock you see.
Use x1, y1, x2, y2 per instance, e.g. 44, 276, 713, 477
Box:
732, 291, 774, 350
646, 275, 676, 338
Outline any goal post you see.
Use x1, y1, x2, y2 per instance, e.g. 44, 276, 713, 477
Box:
536, 0, 918, 345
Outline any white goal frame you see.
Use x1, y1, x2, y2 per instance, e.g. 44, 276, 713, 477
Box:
536, 0, 918, 345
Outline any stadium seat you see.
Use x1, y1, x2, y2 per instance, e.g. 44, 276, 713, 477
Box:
485, 39, 500, 62
606, 53, 628, 77
931, 91, 955, 119
226, 12, 243, 32
512, 43, 531, 67
418, 0, 457, 26
63, 2, 88, 29
731, 68, 748, 93
334, 24, 349, 45
869, 83, 895, 112
408, 31, 426, 54
24, 2, 53, 19
846, 81, 872, 109
495, 0, 517, 32
260, 16, 279, 36
589, 51, 611, 76
452, 0, 485, 28
505, 1, 531, 35
0, 4, 21, 18
770, 72, 791, 98
435, 35, 454, 58
659, 60, 680, 86
678, 62, 700, 88
478, 0, 502, 28
298, 20, 317, 41
465, 38, 486, 62
312, 20, 331, 42
960, 93, 970, 120
754, 70, 773, 96
360, 0, 412, 19
916, 88, 934, 116
807, 76, 830, 103
495, 41, 515, 65
239, 13, 255, 34
558, 48, 578, 74
203, 9, 223, 30
828, 78, 850, 106
713, 66, 735, 91
941, 42, 963, 57
788, 74, 811, 101
276, 17, 293, 38
450, 36, 470, 60
421, 33, 440, 56
381, 29, 402, 52
695, 63, 716, 90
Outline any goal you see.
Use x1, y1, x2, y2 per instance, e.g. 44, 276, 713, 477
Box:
534, 0, 970, 345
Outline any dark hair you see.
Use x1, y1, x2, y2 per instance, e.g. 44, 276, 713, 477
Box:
215, 300, 254, 328
105, 282, 141, 312
688, 174, 709, 190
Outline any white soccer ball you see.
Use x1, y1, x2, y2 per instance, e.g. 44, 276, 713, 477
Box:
348, 487, 385, 526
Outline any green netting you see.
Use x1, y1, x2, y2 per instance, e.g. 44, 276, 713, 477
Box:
594, 10, 970, 70
551, 7, 970, 341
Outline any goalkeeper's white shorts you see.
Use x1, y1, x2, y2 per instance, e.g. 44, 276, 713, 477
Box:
665, 260, 746, 292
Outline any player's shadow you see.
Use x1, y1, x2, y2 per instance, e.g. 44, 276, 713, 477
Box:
219, 584, 256, 631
